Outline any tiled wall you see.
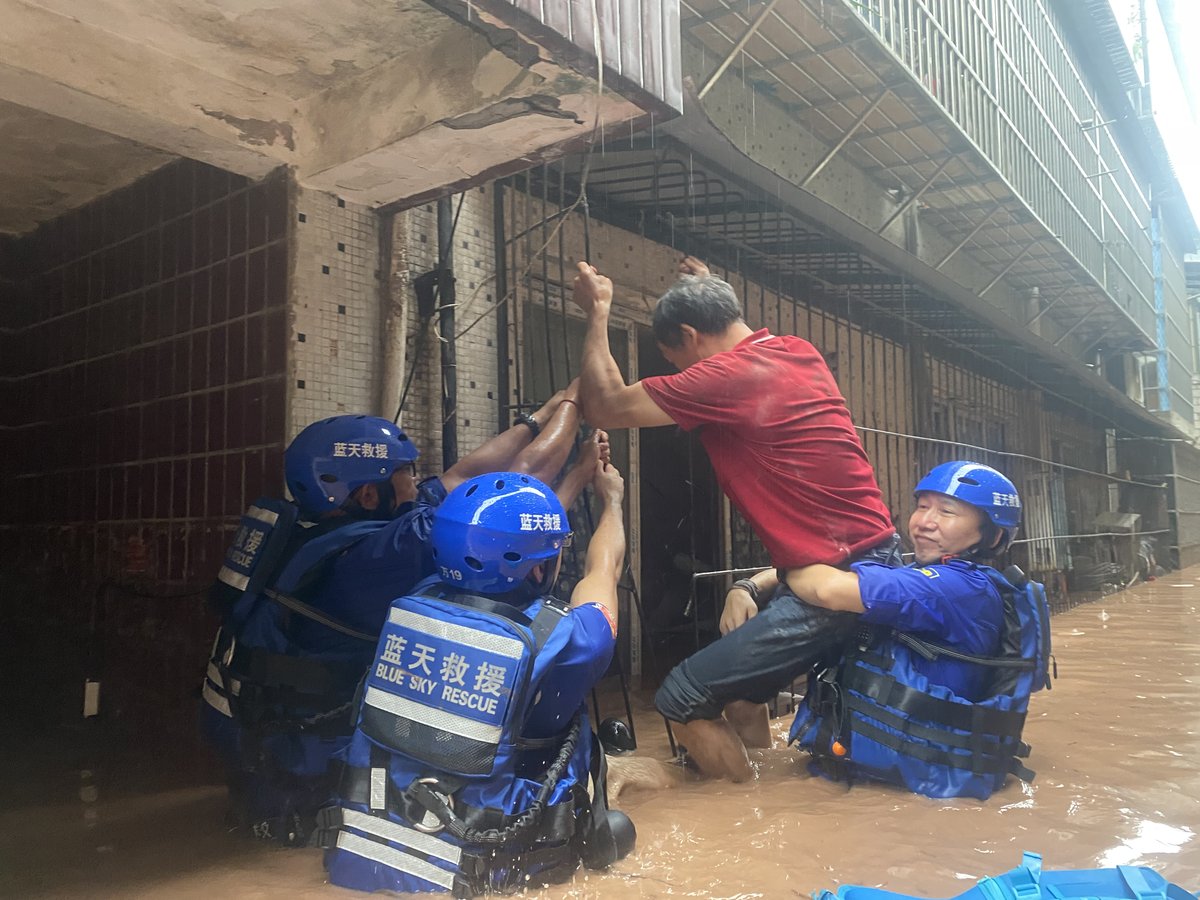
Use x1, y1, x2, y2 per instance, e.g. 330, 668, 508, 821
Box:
0, 160, 290, 734
401, 189, 502, 469
286, 187, 502, 472
290, 188, 382, 435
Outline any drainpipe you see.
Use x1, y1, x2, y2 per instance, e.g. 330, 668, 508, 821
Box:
1152, 200, 1169, 414
438, 197, 458, 468
378, 210, 410, 423
493, 182, 510, 432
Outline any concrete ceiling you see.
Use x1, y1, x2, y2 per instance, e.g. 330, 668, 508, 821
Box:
0, 100, 174, 235
0, 0, 655, 234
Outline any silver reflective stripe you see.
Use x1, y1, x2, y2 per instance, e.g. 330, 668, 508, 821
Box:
246, 504, 280, 526
217, 565, 250, 591
370, 768, 387, 811
340, 808, 462, 866
388, 607, 523, 659
202, 680, 232, 717
364, 686, 501, 745
206, 663, 241, 696
335, 830, 456, 890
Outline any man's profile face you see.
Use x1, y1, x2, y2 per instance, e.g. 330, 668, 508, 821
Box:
349, 465, 418, 516
907, 491, 987, 564
657, 326, 703, 371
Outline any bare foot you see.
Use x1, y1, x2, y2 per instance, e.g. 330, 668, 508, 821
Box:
606, 755, 686, 801
670, 718, 754, 782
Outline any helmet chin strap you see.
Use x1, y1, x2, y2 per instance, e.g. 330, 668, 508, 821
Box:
948, 526, 1010, 564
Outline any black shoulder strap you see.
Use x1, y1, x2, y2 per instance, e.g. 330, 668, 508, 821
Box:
263, 589, 378, 643
415, 585, 534, 624
415, 586, 569, 653
893, 632, 1036, 669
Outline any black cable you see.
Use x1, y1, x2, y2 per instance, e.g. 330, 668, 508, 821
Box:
392, 192, 467, 424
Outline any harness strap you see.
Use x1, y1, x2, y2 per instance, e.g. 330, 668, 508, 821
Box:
848, 716, 1024, 778
842, 693, 1025, 755
528, 597, 570, 652
894, 632, 1036, 669
334, 763, 579, 841
577, 727, 627, 870
414, 586, 570, 654
454, 841, 577, 897
264, 589, 377, 643
847, 666, 1029, 737
403, 712, 582, 846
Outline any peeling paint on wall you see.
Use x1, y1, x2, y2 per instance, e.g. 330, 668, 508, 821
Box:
199, 107, 296, 151
442, 95, 581, 129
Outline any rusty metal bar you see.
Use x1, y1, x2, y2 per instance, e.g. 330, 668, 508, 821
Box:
801, 89, 890, 188
877, 156, 952, 235
934, 204, 1002, 270
978, 238, 1041, 297
1025, 286, 1073, 328
697, 0, 784, 100
1053, 306, 1100, 347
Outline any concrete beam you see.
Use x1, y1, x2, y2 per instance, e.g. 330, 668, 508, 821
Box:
0, 0, 661, 228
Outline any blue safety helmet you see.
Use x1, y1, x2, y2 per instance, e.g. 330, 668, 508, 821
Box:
431, 472, 571, 595
915, 460, 1021, 551
285, 415, 420, 517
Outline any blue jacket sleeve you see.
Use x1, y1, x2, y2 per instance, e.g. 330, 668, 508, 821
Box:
853, 561, 1003, 656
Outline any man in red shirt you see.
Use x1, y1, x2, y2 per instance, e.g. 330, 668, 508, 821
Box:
572, 258, 898, 781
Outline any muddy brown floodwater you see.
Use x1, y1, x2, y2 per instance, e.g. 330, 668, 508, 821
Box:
4, 572, 1200, 899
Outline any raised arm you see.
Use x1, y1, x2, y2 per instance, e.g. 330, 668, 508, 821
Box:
571, 262, 674, 430
441, 385, 575, 492
554, 429, 609, 511
508, 379, 586, 485
569, 460, 626, 628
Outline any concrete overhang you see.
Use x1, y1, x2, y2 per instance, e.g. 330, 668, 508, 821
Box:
0, 0, 681, 234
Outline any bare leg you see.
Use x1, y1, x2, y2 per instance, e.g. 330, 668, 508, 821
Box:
670, 717, 754, 782
723, 700, 772, 749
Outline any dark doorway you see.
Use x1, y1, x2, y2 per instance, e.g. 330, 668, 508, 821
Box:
635, 325, 722, 681
521, 307, 634, 667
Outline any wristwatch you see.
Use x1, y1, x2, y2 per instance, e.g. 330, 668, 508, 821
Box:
732, 578, 760, 604
514, 412, 541, 438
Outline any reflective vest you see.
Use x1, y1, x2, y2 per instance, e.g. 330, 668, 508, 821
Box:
201, 498, 388, 842
321, 584, 623, 897
791, 565, 1054, 800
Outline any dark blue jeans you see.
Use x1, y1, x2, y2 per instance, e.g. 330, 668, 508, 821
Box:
654, 535, 901, 723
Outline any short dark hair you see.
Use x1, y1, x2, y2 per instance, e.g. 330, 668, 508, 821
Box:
652, 275, 744, 347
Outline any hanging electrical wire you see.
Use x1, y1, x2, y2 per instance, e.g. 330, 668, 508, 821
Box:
392, 192, 467, 424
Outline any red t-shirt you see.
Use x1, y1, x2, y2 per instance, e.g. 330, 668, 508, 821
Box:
641, 329, 894, 567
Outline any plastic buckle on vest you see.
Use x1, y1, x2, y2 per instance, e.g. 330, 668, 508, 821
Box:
413, 777, 453, 834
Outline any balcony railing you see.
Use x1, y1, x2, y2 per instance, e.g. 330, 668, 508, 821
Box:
846, 0, 1157, 341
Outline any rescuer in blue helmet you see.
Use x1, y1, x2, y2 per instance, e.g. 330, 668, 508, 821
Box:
324, 456, 635, 895
698, 460, 1051, 798
202, 383, 599, 845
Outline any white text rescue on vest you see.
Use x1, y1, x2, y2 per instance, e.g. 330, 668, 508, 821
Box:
374, 661, 504, 715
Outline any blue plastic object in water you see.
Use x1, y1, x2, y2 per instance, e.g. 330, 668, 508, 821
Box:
816, 852, 1197, 900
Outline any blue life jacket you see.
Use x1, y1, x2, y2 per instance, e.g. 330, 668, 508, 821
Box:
790, 565, 1054, 800
201, 497, 389, 843
320, 583, 630, 896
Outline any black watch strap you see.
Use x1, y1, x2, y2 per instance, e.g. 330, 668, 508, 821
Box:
514, 412, 541, 438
